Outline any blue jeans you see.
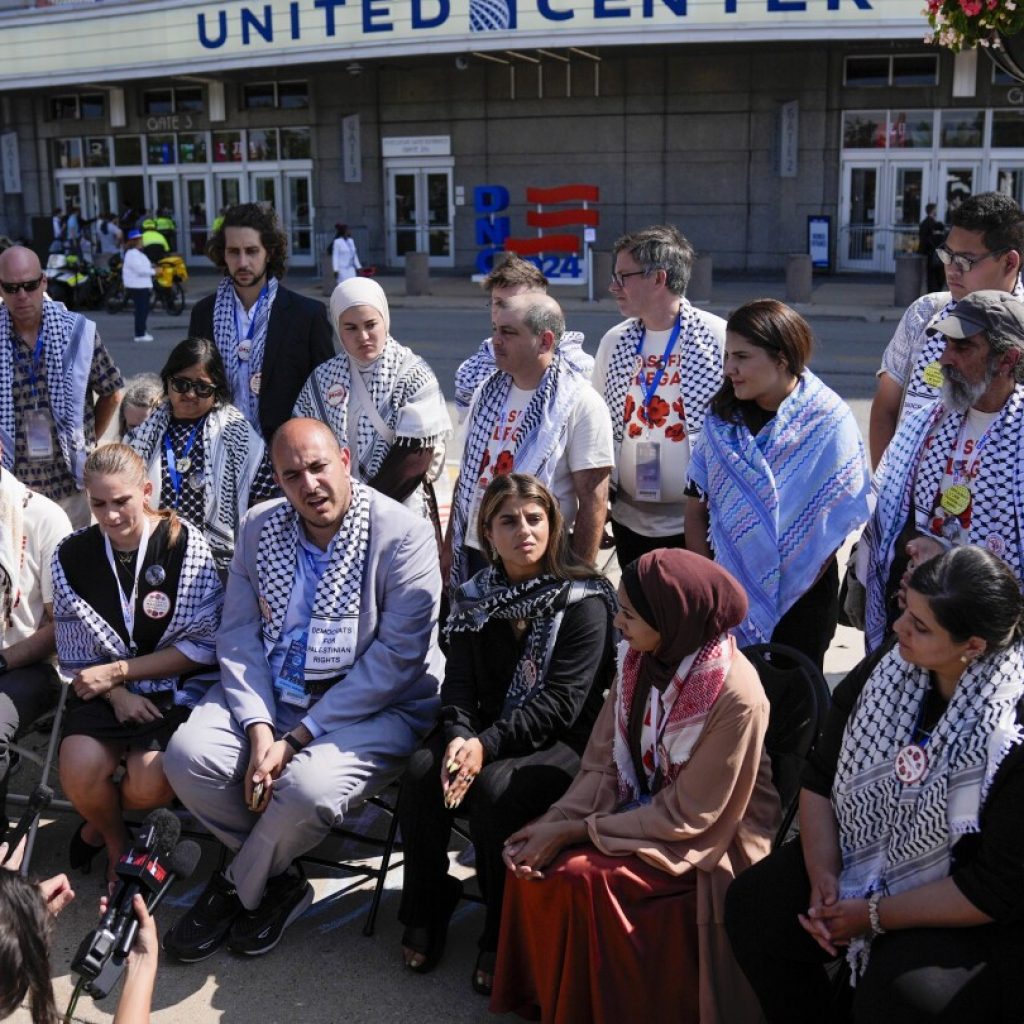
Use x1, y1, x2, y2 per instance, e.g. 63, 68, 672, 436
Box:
128, 287, 151, 336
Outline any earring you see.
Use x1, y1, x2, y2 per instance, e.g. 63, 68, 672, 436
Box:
960, 654, 969, 664
490, 545, 499, 561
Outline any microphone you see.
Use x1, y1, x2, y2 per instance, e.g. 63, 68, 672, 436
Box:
114, 838, 202, 960
0, 783, 52, 865
71, 808, 187, 998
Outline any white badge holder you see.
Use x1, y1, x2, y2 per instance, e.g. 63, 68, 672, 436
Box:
635, 441, 662, 502
25, 410, 54, 460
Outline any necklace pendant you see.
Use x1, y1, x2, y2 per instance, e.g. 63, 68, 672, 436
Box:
176, 456, 192, 474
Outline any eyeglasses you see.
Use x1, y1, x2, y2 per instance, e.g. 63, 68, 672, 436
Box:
168, 376, 217, 398
0, 276, 46, 296
935, 245, 1010, 274
610, 270, 649, 288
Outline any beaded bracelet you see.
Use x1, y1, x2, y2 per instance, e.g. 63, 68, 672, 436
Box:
867, 891, 886, 936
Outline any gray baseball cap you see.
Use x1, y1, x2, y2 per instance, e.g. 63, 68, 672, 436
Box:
927, 289, 1024, 349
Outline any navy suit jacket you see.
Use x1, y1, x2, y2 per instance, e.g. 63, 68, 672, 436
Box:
189, 282, 335, 441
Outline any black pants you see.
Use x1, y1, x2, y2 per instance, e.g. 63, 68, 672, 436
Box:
610, 518, 685, 571
0, 663, 61, 836
771, 557, 840, 672
396, 726, 580, 952
128, 287, 150, 337
725, 838, 1019, 1024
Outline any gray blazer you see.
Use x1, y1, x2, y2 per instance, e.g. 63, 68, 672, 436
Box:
217, 488, 443, 739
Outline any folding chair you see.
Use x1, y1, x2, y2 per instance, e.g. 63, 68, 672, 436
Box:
8, 675, 72, 875
740, 642, 831, 848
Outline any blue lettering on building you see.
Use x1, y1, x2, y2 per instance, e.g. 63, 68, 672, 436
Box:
197, 0, 876, 50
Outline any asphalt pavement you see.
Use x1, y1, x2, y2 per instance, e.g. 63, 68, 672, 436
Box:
9, 266, 898, 1023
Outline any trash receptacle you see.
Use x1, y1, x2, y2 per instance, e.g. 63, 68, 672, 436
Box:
785, 254, 813, 304
405, 252, 430, 296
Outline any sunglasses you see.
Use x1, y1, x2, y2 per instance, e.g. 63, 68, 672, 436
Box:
0, 276, 46, 296
168, 376, 217, 398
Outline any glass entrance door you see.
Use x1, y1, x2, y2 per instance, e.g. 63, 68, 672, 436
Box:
890, 163, 929, 262
214, 175, 244, 219
184, 176, 212, 261
250, 173, 279, 211
284, 172, 313, 263
151, 177, 181, 251
385, 163, 454, 268
939, 162, 979, 222
839, 162, 881, 271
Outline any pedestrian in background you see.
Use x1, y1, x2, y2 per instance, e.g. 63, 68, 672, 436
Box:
331, 223, 361, 284
123, 230, 155, 343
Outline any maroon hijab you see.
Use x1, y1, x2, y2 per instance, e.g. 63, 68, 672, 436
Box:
621, 548, 748, 692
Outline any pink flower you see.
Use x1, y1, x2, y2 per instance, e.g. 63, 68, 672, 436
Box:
959, 0, 982, 15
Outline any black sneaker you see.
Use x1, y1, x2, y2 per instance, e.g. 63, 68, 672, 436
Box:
226, 873, 314, 957
163, 871, 243, 963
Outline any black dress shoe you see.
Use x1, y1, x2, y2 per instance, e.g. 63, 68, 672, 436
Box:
68, 821, 104, 872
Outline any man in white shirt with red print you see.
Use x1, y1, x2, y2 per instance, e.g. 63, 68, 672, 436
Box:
446, 293, 613, 593
593, 224, 725, 568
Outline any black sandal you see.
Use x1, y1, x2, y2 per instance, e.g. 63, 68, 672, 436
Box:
472, 949, 496, 996
69, 821, 104, 873
401, 875, 463, 974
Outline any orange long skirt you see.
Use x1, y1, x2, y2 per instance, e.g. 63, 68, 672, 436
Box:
491, 848, 700, 1024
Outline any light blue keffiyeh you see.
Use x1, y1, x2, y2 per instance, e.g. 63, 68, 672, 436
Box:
688, 371, 869, 646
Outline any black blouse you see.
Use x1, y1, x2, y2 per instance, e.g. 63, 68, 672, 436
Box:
441, 596, 616, 763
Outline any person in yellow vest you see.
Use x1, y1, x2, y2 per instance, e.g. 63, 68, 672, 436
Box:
156, 210, 177, 252
141, 225, 169, 264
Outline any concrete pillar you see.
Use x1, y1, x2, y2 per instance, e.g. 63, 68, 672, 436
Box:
591, 250, 612, 298
405, 252, 430, 297
785, 254, 813, 304
894, 254, 925, 308
688, 254, 713, 304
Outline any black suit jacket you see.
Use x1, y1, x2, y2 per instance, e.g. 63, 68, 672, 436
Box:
189, 281, 335, 441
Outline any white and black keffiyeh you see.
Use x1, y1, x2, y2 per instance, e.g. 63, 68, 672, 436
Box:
833, 643, 1024, 975
211, 275, 279, 432
255, 481, 371, 683
865, 391, 1024, 651
450, 351, 588, 591
292, 337, 450, 480
125, 400, 265, 569
52, 521, 223, 704
0, 302, 95, 486
602, 301, 723, 458
447, 567, 616, 716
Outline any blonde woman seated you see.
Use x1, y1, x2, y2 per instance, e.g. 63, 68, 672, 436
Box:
491, 548, 780, 1024
55, 445, 223, 883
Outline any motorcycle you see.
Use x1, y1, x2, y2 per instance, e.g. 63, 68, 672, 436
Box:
45, 253, 112, 311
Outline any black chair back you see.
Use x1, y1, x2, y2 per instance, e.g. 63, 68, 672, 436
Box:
741, 642, 831, 847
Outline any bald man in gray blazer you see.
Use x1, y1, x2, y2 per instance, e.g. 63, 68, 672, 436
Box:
164, 419, 442, 962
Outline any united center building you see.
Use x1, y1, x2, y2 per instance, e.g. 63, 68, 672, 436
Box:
1, 0, 1021, 280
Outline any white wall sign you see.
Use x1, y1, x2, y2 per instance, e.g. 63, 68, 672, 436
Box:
778, 100, 799, 179
382, 136, 451, 158
1, 132, 20, 194
342, 114, 361, 183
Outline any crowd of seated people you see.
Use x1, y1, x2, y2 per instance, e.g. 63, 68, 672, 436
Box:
3, 199, 1024, 1024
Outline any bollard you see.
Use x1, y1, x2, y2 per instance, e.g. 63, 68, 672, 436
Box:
321, 252, 335, 297
894, 254, 925, 308
591, 251, 612, 299
688, 254, 713, 304
785, 254, 813, 304
405, 252, 430, 296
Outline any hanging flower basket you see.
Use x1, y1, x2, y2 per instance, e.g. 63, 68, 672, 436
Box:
926, 1, 1024, 53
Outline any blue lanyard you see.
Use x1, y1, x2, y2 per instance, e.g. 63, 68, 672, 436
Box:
301, 547, 329, 580
635, 317, 682, 411
11, 334, 45, 399
163, 418, 204, 505
235, 285, 268, 343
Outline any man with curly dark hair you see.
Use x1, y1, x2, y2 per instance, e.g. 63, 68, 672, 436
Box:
190, 203, 333, 441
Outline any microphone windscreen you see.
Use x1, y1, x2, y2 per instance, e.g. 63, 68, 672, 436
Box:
167, 840, 202, 880
142, 808, 182, 857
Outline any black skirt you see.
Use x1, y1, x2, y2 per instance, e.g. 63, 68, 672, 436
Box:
62, 690, 191, 752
